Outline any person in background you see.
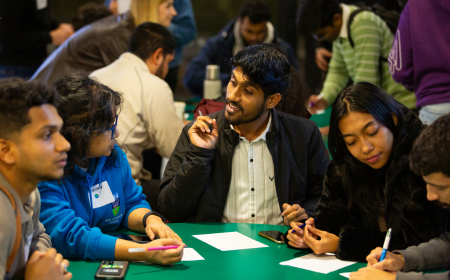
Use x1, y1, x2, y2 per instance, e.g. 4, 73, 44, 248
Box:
38, 74, 184, 265
165, 0, 197, 91
71, 2, 113, 32
0, 79, 72, 280
0, 0, 73, 79
160, 45, 329, 225
297, 0, 415, 114
286, 82, 447, 262
389, 0, 450, 125
276, 68, 311, 119
30, 0, 177, 86
351, 113, 450, 280
183, 1, 299, 96
90, 22, 183, 211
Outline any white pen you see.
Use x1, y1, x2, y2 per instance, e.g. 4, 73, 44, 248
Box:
379, 228, 392, 261
199, 110, 203, 116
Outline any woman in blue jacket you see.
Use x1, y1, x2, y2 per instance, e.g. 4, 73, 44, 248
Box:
38, 73, 184, 265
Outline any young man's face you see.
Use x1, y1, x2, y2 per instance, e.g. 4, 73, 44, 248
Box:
224, 67, 268, 126
423, 172, 450, 209
12, 104, 70, 182
239, 16, 267, 46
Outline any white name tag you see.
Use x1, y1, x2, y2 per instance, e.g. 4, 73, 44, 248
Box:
90, 181, 115, 209
36, 0, 47, 10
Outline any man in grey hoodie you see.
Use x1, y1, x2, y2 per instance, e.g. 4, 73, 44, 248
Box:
350, 113, 450, 279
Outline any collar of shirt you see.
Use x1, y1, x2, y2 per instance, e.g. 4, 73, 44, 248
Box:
339, 3, 351, 39
119, 52, 151, 73
230, 112, 272, 143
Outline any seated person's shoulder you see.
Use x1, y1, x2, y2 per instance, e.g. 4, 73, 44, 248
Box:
277, 111, 318, 135
0, 191, 18, 240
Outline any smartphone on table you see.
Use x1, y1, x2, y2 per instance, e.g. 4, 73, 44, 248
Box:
95, 260, 129, 279
258, 230, 285, 244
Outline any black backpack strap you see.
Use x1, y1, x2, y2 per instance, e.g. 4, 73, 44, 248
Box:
347, 9, 365, 48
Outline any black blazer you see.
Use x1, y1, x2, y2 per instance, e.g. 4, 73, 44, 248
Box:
158, 109, 330, 222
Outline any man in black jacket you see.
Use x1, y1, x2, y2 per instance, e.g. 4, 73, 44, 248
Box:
183, 1, 299, 96
159, 45, 329, 225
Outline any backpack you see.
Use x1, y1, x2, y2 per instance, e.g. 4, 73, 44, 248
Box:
347, 4, 400, 48
0, 185, 22, 277
346, 4, 400, 85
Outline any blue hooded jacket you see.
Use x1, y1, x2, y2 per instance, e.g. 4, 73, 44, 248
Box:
38, 146, 151, 260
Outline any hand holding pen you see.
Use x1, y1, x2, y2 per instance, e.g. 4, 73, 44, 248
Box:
189, 110, 218, 149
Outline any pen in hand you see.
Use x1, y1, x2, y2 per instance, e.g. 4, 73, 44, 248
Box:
198, 110, 213, 132
379, 228, 392, 261
291, 217, 317, 233
128, 245, 187, 253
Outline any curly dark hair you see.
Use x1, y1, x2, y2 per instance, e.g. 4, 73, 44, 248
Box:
53, 73, 123, 174
0, 78, 59, 139
276, 67, 311, 119
410, 114, 450, 177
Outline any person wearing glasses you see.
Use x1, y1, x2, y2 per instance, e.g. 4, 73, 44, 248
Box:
37, 73, 185, 265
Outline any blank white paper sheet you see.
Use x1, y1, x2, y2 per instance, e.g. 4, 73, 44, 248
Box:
181, 248, 204, 261
192, 231, 268, 251
280, 253, 356, 274
340, 272, 351, 278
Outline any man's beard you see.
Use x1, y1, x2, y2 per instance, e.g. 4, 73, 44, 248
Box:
223, 99, 266, 126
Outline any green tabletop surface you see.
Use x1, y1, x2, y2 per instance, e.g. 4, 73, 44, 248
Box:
69, 223, 365, 279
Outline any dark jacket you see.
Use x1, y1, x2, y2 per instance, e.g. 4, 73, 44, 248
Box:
0, 0, 57, 66
183, 18, 300, 96
30, 13, 134, 86
286, 109, 449, 262
158, 109, 330, 222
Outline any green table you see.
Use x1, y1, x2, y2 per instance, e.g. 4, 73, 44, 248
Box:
69, 223, 364, 279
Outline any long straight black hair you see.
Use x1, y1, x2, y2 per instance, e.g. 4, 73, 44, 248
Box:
328, 82, 407, 229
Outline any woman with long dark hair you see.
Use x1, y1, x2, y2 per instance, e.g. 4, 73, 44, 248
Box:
286, 82, 448, 261
38, 73, 184, 264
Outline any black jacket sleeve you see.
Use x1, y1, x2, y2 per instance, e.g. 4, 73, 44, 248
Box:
302, 123, 329, 217
158, 125, 215, 222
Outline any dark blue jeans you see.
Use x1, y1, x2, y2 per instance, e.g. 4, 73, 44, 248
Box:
0, 64, 40, 80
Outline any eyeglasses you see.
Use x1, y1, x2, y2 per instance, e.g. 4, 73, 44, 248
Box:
93, 115, 118, 139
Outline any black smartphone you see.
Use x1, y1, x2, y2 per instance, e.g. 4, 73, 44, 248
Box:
258, 230, 285, 244
95, 260, 129, 279
108, 234, 154, 244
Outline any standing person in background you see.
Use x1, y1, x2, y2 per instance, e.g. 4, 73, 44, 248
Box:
183, 1, 299, 96
389, 0, 450, 125
0, 0, 73, 79
90, 22, 183, 211
297, 0, 416, 114
30, 0, 177, 87
165, 0, 197, 92
0, 78, 72, 280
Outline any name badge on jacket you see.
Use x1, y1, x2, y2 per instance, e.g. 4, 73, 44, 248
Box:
90, 181, 115, 209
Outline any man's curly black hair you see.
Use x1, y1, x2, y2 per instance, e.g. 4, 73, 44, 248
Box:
410, 114, 450, 177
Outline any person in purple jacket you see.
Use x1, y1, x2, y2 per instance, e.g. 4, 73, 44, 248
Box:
388, 0, 450, 124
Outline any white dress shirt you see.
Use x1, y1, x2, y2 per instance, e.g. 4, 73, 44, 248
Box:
222, 113, 283, 225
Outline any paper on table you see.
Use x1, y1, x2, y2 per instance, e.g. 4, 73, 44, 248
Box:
280, 253, 356, 274
181, 248, 204, 261
340, 272, 351, 278
193, 231, 268, 251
